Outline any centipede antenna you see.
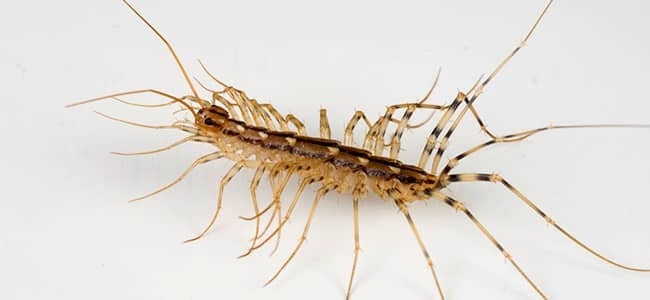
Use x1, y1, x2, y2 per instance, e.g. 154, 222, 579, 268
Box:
67, 89, 197, 119
121, 0, 200, 100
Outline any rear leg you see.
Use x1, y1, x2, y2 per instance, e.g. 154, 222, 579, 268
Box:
395, 199, 445, 300
432, 191, 547, 299
443, 173, 650, 272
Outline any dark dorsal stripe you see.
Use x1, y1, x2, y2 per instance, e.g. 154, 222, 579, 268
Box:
204, 116, 433, 184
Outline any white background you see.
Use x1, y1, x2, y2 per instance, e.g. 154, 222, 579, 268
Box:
2, 0, 650, 299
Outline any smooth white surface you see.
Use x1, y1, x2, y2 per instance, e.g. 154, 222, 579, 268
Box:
2, 1, 650, 299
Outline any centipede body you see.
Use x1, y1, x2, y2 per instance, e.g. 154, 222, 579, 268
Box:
56, 0, 650, 299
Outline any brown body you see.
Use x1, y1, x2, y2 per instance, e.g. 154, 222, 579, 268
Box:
66, 1, 650, 299
196, 106, 438, 204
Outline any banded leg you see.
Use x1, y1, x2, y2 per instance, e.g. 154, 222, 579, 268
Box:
395, 200, 445, 300
128, 152, 224, 202
264, 183, 335, 286
469, 0, 553, 103
419, 0, 553, 169
417, 92, 467, 169
435, 124, 649, 182
388, 104, 417, 159
445, 173, 650, 272
185, 159, 260, 242
320, 108, 332, 139
432, 191, 547, 299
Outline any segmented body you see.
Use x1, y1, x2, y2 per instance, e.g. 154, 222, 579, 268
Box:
196, 104, 436, 204
66, 1, 650, 299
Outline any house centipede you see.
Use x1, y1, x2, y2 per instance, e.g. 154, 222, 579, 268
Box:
66, 0, 650, 299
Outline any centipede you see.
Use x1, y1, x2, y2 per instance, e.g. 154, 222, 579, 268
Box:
66, 0, 650, 299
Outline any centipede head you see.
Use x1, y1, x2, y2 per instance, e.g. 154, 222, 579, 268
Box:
196, 105, 230, 128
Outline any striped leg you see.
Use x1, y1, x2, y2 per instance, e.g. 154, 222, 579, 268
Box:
432, 191, 547, 299
184, 160, 259, 243
395, 199, 445, 300
264, 183, 335, 286
444, 173, 650, 272
417, 92, 467, 169
420, 0, 554, 170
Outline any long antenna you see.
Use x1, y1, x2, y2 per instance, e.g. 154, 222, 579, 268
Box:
122, 0, 199, 99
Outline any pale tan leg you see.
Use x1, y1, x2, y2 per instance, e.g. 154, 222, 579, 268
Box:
270, 167, 297, 256
344, 110, 373, 146
246, 176, 315, 254
320, 108, 332, 139
345, 180, 365, 300
264, 183, 334, 286
129, 152, 224, 203
260, 104, 290, 131
286, 114, 307, 136
184, 159, 260, 242
395, 200, 445, 300
432, 191, 547, 299
444, 173, 650, 272
241, 165, 268, 255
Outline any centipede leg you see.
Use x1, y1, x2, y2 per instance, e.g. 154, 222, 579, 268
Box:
242, 165, 268, 255
185, 159, 259, 243
345, 179, 365, 300
395, 200, 445, 300
246, 176, 315, 255
260, 104, 289, 131
320, 108, 332, 139
264, 183, 334, 286
129, 151, 225, 202
286, 114, 307, 136
270, 167, 298, 256
344, 110, 372, 146
444, 173, 650, 272
433, 191, 547, 299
